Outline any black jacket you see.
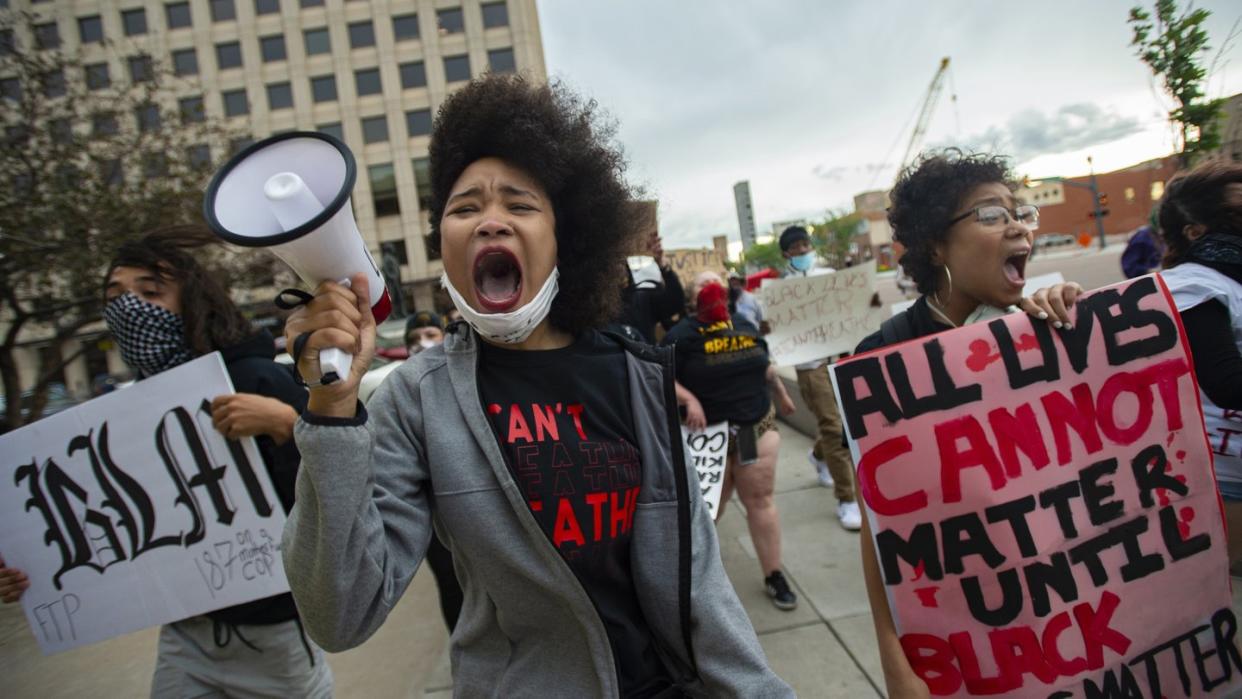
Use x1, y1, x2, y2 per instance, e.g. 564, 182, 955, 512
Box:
210, 330, 308, 626
854, 296, 951, 355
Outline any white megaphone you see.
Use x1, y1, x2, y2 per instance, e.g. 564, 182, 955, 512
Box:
204, 132, 391, 383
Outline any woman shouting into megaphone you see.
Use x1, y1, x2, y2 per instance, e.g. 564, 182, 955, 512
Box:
282, 74, 790, 698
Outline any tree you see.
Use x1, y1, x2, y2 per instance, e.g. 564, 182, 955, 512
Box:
808, 210, 863, 269
1129, 0, 1227, 165
0, 13, 251, 430
739, 240, 787, 273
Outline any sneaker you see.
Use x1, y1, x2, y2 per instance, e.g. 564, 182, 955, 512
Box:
765, 571, 798, 611
837, 501, 862, 531
807, 450, 834, 488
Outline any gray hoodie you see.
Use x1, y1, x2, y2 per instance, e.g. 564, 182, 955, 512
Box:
283, 326, 792, 697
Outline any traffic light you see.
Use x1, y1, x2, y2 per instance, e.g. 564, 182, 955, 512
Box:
1098, 192, 1109, 207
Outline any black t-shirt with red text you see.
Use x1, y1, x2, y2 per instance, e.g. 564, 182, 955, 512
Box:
478, 331, 675, 698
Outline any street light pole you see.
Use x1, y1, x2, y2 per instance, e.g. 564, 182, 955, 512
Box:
1087, 156, 1105, 251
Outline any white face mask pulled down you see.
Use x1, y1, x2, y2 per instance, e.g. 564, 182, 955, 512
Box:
440, 267, 560, 344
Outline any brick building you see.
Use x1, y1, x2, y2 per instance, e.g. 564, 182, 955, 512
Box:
1019, 156, 1179, 243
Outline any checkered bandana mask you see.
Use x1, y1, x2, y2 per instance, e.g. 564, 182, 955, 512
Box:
103, 293, 194, 378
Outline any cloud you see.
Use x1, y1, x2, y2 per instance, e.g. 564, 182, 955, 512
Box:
812, 162, 892, 182
931, 103, 1145, 163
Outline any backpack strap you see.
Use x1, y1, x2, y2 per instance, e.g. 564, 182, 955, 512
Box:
880, 310, 916, 346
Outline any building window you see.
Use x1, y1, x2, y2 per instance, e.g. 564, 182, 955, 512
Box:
254, 0, 280, 15
267, 81, 293, 110
129, 55, 153, 82
172, 48, 198, 76
393, 13, 419, 41
443, 55, 470, 83
210, 0, 236, 22
93, 112, 119, 136
310, 74, 337, 102
399, 61, 426, 89
230, 136, 255, 154
437, 8, 464, 34
0, 77, 19, 101
34, 22, 60, 50
78, 15, 104, 44
50, 118, 72, 143
260, 34, 286, 62
0, 29, 14, 55
122, 8, 148, 36
42, 69, 65, 98
85, 62, 110, 90
216, 41, 242, 70
317, 122, 343, 141
361, 115, 388, 144
304, 27, 330, 55
381, 240, 409, 265
1124, 186, 1136, 203
223, 89, 249, 117
166, 2, 192, 29
1151, 181, 1165, 201
369, 163, 399, 217
482, 2, 509, 28
187, 144, 212, 170
348, 21, 375, 48
355, 68, 382, 96
300, 0, 324, 6
135, 103, 161, 132
488, 48, 515, 73
412, 156, 432, 212
179, 95, 205, 123
406, 109, 432, 137
101, 159, 124, 187
145, 153, 168, 178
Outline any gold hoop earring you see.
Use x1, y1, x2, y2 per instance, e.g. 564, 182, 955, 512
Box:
933, 266, 953, 308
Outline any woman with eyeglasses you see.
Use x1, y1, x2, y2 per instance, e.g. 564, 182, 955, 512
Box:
851, 150, 1077, 697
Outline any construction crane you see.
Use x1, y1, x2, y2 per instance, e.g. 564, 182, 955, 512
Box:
898, 57, 954, 173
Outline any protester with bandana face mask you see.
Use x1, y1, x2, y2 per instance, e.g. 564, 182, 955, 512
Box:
0, 226, 333, 697
282, 75, 789, 697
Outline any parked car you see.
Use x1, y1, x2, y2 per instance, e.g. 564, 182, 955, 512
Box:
1034, 233, 1076, 249
0, 382, 85, 433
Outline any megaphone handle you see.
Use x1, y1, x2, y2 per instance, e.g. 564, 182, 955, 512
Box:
317, 276, 355, 384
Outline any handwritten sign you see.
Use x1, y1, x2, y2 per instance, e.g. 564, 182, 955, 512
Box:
760, 262, 885, 366
683, 422, 728, 518
0, 354, 290, 654
665, 248, 726, 290
830, 276, 1237, 697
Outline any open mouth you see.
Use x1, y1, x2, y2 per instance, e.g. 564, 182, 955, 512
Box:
1003, 250, 1029, 287
473, 247, 523, 313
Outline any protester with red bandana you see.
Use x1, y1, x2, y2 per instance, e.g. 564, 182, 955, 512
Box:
663, 272, 799, 610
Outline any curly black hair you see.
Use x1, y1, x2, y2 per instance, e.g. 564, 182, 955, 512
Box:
1158, 160, 1242, 267
888, 150, 1014, 296
427, 74, 636, 336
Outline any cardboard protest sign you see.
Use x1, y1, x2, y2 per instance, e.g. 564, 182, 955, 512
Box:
830, 275, 1238, 698
0, 354, 290, 654
760, 262, 885, 366
664, 248, 726, 290
683, 422, 728, 518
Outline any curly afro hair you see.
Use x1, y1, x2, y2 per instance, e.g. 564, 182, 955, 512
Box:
888, 150, 1014, 296
427, 74, 636, 336
1158, 160, 1242, 267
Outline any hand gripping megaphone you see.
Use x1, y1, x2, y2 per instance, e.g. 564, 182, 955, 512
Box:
204, 131, 391, 384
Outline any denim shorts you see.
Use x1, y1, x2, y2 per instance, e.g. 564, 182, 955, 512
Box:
1218, 479, 1242, 503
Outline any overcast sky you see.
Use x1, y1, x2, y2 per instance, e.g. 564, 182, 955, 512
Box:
536, 0, 1242, 249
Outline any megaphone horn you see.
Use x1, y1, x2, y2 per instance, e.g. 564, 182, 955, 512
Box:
204, 131, 391, 384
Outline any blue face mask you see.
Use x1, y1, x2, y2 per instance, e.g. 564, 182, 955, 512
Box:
789, 252, 816, 272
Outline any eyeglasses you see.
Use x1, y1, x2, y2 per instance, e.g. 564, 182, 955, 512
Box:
949, 204, 1039, 231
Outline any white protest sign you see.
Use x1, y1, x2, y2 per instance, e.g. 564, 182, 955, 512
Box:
0, 353, 290, 654
759, 262, 884, 366
682, 422, 728, 518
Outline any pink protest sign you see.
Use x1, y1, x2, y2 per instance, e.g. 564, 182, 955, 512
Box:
830, 276, 1238, 697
